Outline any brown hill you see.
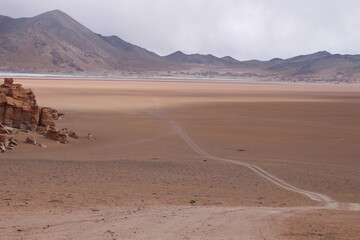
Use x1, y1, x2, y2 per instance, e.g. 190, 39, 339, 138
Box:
0, 10, 359, 82
0, 10, 170, 74
264, 51, 360, 81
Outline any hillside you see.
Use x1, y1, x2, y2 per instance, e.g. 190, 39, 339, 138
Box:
0, 10, 359, 82
0, 10, 170, 74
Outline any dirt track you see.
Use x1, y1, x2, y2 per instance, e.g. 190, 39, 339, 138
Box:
150, 101, 360, 211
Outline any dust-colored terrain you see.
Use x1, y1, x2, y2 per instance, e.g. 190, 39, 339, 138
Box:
0, 78, 359, 239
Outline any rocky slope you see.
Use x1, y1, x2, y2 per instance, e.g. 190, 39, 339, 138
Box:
0, 10, 359, 82
0, 10, 171, 74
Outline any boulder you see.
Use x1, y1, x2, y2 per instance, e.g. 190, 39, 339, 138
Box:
0, 124, 10, 134
0, 142, 5, 152
0, 133, 8, 144
4, 78, 14, 85
61, 128, 79, 139
39, 107, 56, 127
9, 137, 18, 146
69, 130, 79, 139
36, 126, 46, 134
87, 133, 96, 140
0, 130, 18, 151
45, 127, 68, 144
26, 135, 37, 145
57, 112, 65, 119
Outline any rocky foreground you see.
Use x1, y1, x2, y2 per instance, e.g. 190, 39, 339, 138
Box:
0, 78, 81, 152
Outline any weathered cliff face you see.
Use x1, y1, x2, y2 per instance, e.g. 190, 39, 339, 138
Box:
0, 78, 65, 130
0, 78, 77, 153
0, 78, 40, 130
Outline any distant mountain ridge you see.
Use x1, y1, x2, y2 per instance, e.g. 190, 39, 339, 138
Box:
0, 10, 359, 82
164, 51, 240, 66
0, 10, 171, 74
267, 51, 360, 77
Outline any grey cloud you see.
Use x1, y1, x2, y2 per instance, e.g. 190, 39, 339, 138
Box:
1, 0, 359, 60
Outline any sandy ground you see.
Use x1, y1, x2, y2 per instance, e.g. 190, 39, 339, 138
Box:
0, 78, 359, 239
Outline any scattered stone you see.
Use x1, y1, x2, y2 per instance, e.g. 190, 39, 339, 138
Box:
61, 128, 79, 139
42, 225, 51, 230
9, 136, 18, 145
0, 124, 10, 134
3, 125, 14, 133
38, 144, 47, 148
7, 145, 14, 150
87, 133, 96, 140
0, 142, 6, 152
68, 130, 79, 139
0, 128, 18, 151
26, 135, 37, 145
36, 126, 46, 134
57, 112, 65, 119
45, 127, 69, 144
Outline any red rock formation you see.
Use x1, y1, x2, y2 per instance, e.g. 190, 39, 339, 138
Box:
45, 127, 69, 144
39, 107, 56, 127
0, 78, 40, 130
0, 78, 79, 151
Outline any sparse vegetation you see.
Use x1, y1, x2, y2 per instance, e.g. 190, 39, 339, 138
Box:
48, 199, 63, 203
321, 236, 337, 240
189, 200, 196, 204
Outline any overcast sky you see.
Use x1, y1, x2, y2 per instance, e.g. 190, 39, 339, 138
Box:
1, 0, 360, 60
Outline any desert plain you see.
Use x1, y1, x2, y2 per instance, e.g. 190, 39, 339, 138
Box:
0, 77, 359, 239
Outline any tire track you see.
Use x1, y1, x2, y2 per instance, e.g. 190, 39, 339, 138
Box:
149, 99, 360, 211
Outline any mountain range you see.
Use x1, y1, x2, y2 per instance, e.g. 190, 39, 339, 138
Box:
0, 10, 359, 82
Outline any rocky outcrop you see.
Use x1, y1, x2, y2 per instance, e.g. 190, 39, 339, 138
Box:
0, 78, 79, 152
0, 78, 39, 131
0, 78, 66, 131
